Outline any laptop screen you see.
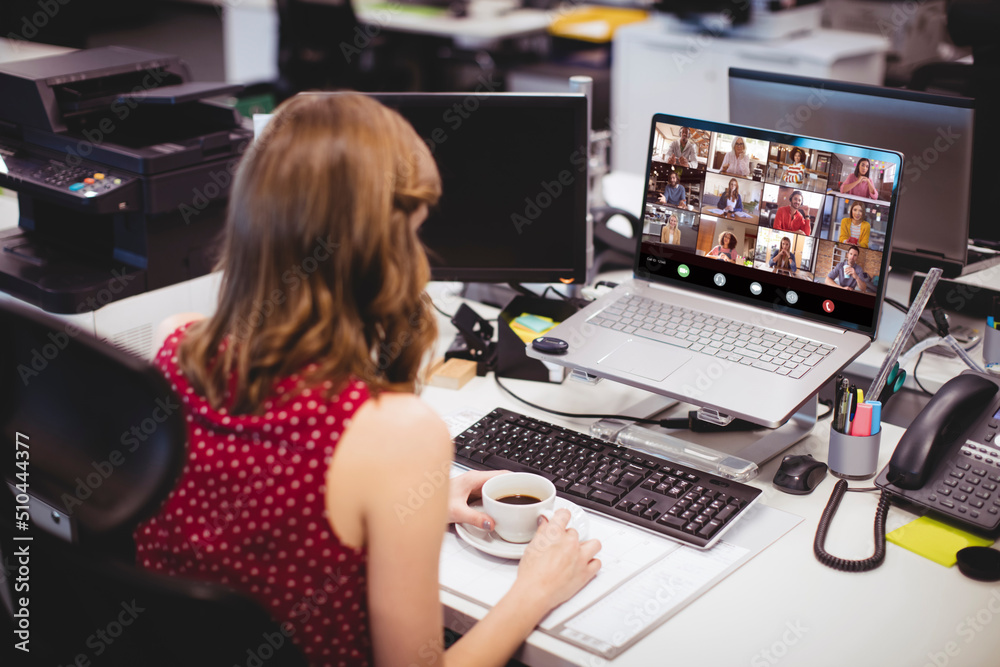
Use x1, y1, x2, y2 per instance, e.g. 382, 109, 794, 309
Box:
636, 114, 902, 336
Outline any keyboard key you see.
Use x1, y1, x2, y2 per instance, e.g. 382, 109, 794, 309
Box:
658, 514, 686, 530
697, 520, 723, 539
752, 360, 780, 373
590, 490, 618, 505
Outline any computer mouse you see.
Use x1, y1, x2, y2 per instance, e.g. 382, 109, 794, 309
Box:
531, 336, 568, 355
773, 454, 828, 495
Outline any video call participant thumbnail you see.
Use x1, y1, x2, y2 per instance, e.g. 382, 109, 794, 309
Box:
666, 126, 699, 168
838, 201, 871, 248
768, 235, 798, 276
659, 170, 687, 207
839, 157, 879, 199
773, 190, 811, 236
824, 244, 876, 294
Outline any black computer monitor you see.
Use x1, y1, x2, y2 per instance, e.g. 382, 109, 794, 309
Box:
363, 93, 590, 285
728, 68, 997, 278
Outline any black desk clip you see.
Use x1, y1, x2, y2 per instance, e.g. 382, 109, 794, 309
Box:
445, 303, 496, 376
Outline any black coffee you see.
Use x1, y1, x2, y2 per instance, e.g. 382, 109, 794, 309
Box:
496, 494, 542, 505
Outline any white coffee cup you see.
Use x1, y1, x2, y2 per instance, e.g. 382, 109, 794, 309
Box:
482, 472, 557, 543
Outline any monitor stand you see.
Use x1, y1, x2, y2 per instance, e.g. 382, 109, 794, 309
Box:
615, 394, 819, 481
736, 396, 819, 466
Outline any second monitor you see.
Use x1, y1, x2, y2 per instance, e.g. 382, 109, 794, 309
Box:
361, 92, 591, 286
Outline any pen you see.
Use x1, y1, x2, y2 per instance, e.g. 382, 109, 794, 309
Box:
835, 376, 851, 433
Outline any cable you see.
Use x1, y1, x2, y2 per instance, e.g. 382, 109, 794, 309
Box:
541, 285, 571, 302
493, 375, 661, 425
913, 352, 933, 395
883, 298, 941, 336
432, 301, 455, 319
813, 480, 891, 572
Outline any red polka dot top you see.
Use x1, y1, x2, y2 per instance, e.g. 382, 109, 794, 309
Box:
135, 324, 374, 666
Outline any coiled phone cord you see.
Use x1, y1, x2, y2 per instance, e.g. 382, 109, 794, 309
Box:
813, 480, 892, 572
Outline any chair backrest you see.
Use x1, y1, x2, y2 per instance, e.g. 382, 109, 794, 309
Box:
277, 0, 363, 94
0, 299, 186, 550
0, 300, 307, 666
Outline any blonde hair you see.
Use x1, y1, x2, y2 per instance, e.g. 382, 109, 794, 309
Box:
178, 93, 442, 414
774, 236, 792, 271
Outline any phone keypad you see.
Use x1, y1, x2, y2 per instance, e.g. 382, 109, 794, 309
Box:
923, 443, 1000, 529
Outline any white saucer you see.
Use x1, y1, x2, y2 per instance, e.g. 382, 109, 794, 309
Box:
454, 497, 590, 560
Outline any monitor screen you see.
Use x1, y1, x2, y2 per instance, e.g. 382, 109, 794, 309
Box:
637, 113, 902, 336
365, 93, 590, 284
727, 68, 979, 275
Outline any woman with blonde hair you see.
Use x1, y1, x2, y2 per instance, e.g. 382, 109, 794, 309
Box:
768, 235, 798, 276
661, 213, 682, 245
136, 94, 600, 666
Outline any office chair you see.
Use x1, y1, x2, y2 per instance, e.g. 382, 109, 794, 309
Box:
591, 205, 642, 275
0, 300, 307, 667
273, 0, 414, 100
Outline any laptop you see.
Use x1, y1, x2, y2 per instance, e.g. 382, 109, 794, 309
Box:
527, 113, 903, 428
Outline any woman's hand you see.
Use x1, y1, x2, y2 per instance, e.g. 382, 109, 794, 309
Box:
448, 470, 509, 529
865, 177, 878, 198
515, 509, 602, 611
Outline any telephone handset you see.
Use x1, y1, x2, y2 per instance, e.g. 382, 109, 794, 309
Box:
815, 371, 1000, 572
884, 373, 999, 490
875, 370, 1000, 533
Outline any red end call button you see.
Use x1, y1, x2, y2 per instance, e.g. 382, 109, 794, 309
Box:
822, 300, 835, 313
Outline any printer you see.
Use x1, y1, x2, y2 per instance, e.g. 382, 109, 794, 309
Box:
0, 46, 251, 318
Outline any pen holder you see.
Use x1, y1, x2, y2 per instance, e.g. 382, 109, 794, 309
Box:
984, 325, 1000, 367
828, 427, 881, 480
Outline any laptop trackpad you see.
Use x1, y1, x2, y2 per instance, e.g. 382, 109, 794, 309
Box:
598, 341, 689, 382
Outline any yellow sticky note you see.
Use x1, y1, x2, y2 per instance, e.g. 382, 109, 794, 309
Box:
887, 516, 994, 567
509, 321, 542, 344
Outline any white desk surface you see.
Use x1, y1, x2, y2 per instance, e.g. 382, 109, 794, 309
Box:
199, 0, 553, 41
354, 1, 553, 44
422, 286, 1000, 666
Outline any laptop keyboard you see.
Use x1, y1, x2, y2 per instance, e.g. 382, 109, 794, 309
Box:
454, 408, 762, 549
589, 294, 835, 379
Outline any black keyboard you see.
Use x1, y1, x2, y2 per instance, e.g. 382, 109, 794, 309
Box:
454, 408, 762, 549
